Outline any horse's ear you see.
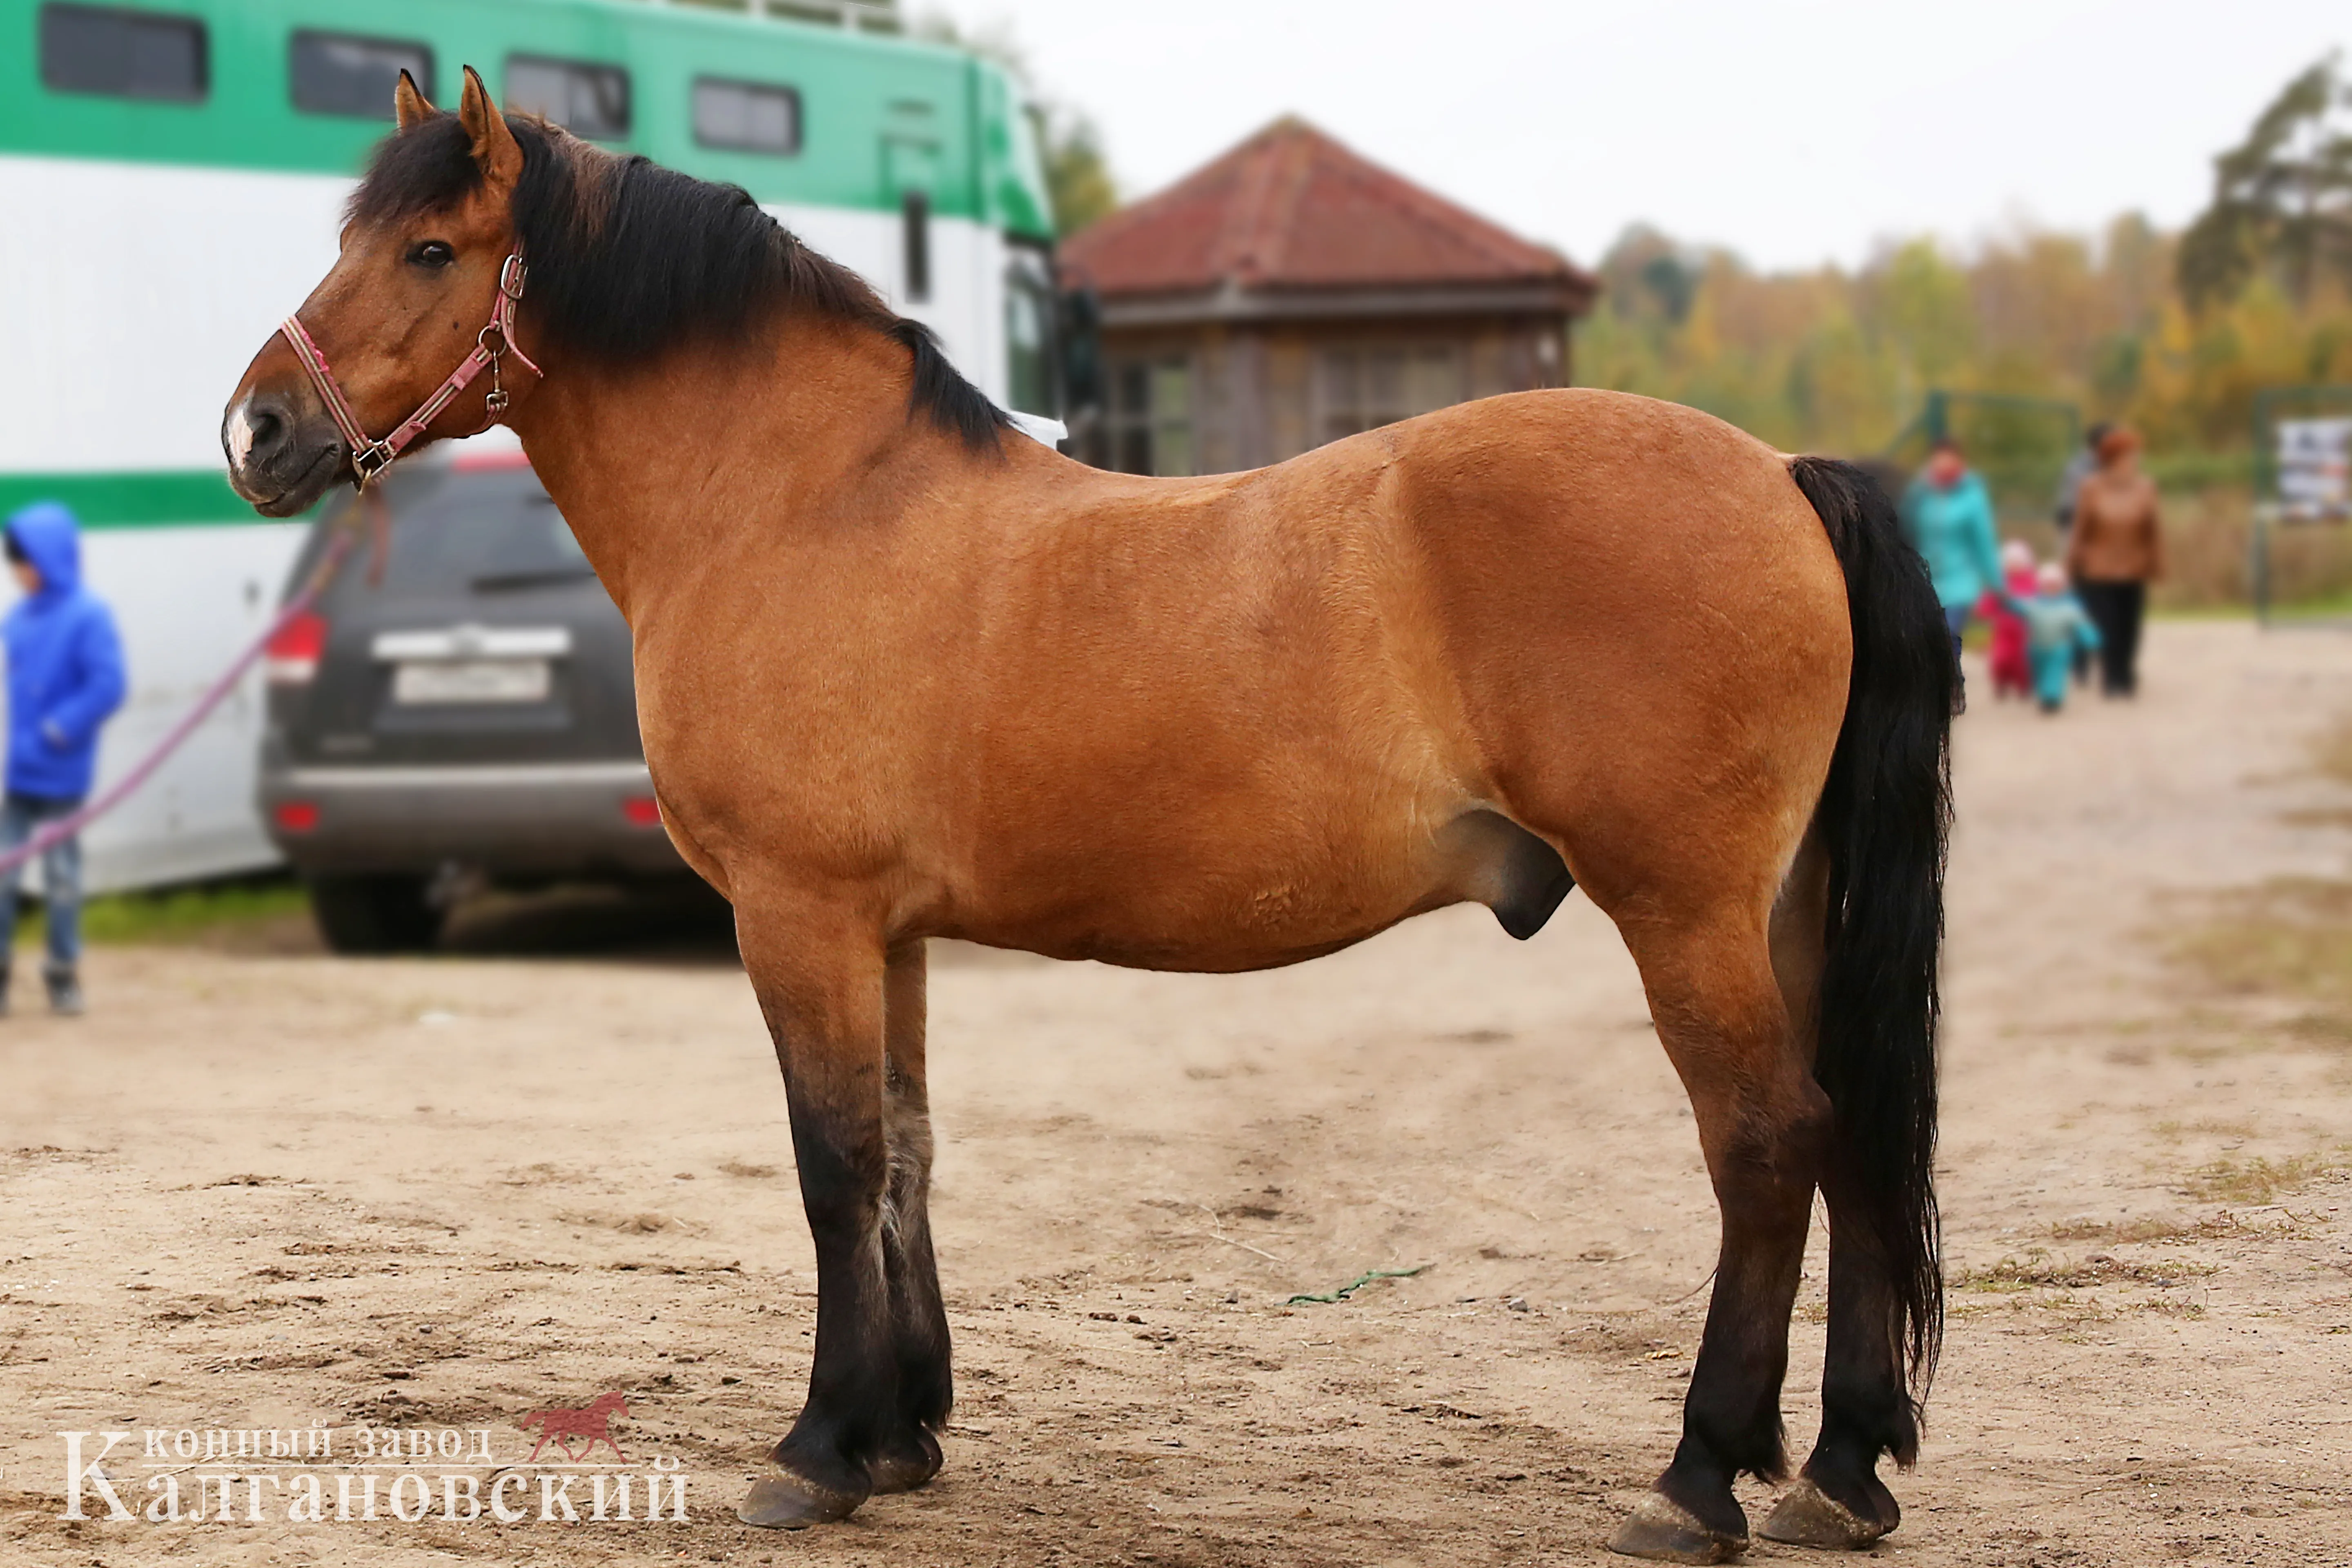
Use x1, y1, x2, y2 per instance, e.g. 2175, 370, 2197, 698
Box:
457, 65, 524, 190
392, 69, 434, 130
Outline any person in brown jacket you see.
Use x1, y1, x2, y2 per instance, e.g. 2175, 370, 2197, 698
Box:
2065, 425, 2164, 696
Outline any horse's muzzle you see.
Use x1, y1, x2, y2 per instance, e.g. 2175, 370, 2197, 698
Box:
224, 390, 347, 517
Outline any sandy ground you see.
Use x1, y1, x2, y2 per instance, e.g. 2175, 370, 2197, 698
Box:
4, 618, 2352, 1567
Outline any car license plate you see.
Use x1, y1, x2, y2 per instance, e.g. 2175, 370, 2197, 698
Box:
392, 659, 551, 705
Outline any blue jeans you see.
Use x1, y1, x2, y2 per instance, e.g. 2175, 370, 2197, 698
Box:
0, 792, 85, 971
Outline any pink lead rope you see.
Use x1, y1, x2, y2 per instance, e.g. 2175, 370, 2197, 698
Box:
278, 252, 542, 489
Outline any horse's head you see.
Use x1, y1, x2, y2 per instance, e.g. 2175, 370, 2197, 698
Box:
223, 66, 532, 517
596, 1392, 630, 1416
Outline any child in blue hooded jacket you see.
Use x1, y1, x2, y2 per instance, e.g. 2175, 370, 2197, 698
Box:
1, 502, 126, 1015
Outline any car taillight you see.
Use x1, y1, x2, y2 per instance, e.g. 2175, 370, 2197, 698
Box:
265, 610, 329, 686
274, 800, 321, 833
621, 796, 662, 828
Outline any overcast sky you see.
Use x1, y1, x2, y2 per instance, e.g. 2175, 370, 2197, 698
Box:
928, 0, 2345, 272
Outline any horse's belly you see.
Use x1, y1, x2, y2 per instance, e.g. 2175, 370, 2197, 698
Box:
962, 874, 1430, 972
948, 801, 1573, 974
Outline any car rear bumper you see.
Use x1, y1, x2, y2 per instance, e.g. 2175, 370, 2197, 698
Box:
260, 759, 684, 879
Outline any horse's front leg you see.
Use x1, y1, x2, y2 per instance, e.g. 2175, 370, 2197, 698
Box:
867, 938, 952, 1494
733, 899, 897, 1529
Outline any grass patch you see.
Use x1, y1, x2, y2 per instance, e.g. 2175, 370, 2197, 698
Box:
2286, 1012, 2352, 1047
2172, 878, 2352, 1024
2049, 1215, 2219, 1244
12, 874, 311, 949
2315, 714, 2352, 789
1958, 1250, 2217, 1293
2164, 715, 2352, 1047
2047, 1212, 2305, 1245
2179, 1153, 2343, 1205
2149, 1118, 2257, 1143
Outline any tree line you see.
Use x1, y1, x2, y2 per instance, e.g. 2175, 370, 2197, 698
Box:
1576, 57, 2352, 464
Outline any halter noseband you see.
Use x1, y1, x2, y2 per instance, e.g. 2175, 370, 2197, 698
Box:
277, 252, 543, 490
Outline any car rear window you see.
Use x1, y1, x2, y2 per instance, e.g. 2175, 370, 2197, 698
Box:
353, 471, 593, 596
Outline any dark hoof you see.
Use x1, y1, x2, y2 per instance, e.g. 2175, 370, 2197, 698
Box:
867, 1427, 943, 1495
1608, 1492, 1747, 1564
736, 1461, 868, 1529
1758, 1477, 1893, 1549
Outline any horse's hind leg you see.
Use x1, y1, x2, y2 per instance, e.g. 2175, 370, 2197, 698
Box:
733, 898, 895, 1529
1761, 846, 1913, 1549
1757, 1205, 1910, 1549
1606, 894, 1831, 1564
866, 939, 953, 1494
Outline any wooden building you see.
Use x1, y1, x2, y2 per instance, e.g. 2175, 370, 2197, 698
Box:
1059, 117, 1597, 476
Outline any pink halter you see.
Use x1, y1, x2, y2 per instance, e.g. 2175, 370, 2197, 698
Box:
278, 252, 544, 489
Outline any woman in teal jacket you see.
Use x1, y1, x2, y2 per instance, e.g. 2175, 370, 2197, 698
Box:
1900, 439, 2004, 696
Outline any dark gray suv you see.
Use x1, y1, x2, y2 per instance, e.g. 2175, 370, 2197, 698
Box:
258, 452, 683, 952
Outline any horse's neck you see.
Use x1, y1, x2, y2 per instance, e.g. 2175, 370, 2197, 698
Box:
505, 318, 972, 620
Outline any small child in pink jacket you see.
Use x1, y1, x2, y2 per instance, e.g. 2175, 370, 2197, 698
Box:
1981, 539, 2036, 699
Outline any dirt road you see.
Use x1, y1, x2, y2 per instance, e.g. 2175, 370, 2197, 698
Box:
4, 619, 2351, 1567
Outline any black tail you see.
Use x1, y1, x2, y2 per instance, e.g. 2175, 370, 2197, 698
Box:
1788, 456, 1954, 1423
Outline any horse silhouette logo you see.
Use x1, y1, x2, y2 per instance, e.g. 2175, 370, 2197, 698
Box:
517, 1392, 630, 1463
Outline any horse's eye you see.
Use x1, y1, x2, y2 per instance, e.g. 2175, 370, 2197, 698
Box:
408, 241, 456, 269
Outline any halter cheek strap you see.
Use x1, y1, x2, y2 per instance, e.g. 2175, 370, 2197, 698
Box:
278, 252, 544, 490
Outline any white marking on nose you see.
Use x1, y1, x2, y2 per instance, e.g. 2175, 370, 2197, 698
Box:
225, 399, 258, 467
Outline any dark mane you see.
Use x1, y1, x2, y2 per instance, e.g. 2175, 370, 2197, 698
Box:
348, 114, 1009, 452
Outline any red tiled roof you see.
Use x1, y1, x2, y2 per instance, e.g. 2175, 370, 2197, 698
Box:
1061, 116, 1592, 302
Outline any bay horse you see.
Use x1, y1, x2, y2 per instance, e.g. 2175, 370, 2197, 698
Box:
222, 68, 1952, 1564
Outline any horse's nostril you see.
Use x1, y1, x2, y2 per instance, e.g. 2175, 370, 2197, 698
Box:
223, 390, 336, 513
229, 397, 299, 471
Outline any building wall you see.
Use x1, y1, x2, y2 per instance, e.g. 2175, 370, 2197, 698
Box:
1087, 314, 1573, 477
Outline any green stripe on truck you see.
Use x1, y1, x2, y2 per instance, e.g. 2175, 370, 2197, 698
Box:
0, 470, 309, 528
